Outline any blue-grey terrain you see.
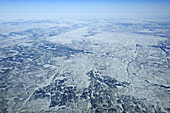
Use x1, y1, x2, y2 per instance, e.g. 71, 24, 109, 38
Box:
0, 17, 170, 113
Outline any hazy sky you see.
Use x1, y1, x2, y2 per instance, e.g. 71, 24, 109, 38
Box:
0, 0, 170, 19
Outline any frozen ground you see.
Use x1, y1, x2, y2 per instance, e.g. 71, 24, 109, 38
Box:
0, 17, 170, 113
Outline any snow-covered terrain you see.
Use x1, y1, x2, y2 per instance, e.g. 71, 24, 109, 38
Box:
0, 17, 170, 113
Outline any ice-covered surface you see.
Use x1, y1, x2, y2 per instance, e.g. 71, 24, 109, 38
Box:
0, 17, 170, 113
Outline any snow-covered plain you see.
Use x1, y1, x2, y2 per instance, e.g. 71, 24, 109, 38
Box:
0, 17, 170, 113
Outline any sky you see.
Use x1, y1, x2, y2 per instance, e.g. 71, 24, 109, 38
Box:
0, 0, 170, 19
